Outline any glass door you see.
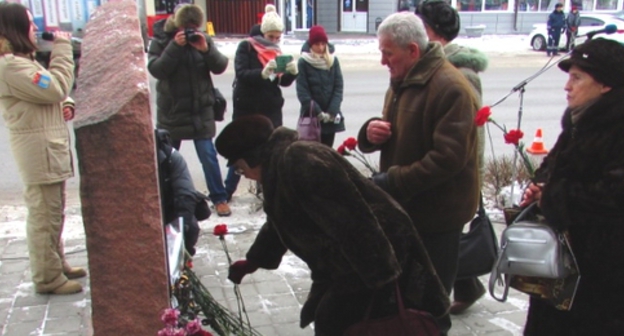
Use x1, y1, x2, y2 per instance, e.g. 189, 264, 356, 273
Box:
342, 0, 368, 32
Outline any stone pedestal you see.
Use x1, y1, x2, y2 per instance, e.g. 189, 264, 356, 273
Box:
73, 1, 169, 335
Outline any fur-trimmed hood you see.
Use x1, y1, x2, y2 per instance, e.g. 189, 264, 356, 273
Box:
444, 43, 488, 73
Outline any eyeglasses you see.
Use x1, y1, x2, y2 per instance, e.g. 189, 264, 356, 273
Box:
234, 167, 244, 176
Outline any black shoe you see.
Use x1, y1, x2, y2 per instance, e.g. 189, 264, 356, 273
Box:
450, 286, 486, 315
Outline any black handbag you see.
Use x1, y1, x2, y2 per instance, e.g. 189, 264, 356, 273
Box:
456, 195, 499, 279
213, 88, 226, 122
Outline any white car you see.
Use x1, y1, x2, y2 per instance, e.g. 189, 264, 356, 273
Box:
528, 13, 624, 51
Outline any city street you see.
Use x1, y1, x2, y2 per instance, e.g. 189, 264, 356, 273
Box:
0, 38, 570, 335
0, 50, 569, 204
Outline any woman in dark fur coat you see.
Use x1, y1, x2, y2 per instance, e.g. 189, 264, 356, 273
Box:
521, 38, 624, 335
215, 115, 449, 335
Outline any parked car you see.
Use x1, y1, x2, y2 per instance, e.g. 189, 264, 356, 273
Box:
528, 13, 624, 51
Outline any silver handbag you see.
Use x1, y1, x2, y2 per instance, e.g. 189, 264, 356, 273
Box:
488, 203, 578, 303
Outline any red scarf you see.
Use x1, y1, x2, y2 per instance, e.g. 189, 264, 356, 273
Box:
248, 37, 281, 67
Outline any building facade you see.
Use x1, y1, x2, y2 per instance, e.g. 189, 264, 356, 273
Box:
148, 0, 623, 36
282, 0, 623, 35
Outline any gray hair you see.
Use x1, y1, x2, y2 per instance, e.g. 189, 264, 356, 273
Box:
377, 12, 429, 52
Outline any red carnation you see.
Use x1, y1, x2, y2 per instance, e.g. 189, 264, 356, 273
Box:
213, 224, 228, 236
474, 106, 492, 126
343, 137, 358, 150
337, 144, 346, 155
504, 129, 524, 145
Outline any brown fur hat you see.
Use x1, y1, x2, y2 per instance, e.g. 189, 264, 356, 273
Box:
559, 38, 624, 88
174, 4, 205, 28
216, 115, 275, 167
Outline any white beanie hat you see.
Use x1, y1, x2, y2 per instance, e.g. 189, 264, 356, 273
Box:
261, 4, 284, 33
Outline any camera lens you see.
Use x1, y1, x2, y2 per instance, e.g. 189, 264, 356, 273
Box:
185, 28, 201, 43
188, 34, 201, 43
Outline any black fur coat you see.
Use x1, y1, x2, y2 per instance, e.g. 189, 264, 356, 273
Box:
244, 128, 449, 334
525, 88, 624, 335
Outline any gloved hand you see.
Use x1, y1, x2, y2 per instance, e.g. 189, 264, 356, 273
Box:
285, 60, 298, 75
262, 60, 277, 79
371, 172, 390, 193
228, 259, 259, 284
318, 112, 332, 123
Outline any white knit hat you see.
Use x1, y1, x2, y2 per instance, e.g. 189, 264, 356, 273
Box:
261, 4, 284, 33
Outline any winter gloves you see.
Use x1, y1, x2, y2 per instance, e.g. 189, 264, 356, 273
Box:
371, 172, 390, 193
228, 259, 259, 284
285, 60, 298, 75
261, 60, 277, 79
261, 59, 298, 80
318, 112, 332, 123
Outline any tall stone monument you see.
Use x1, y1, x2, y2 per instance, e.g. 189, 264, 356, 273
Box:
73, 1, 169, 334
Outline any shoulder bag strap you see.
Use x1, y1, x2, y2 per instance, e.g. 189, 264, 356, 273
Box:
488, 241, 511, 302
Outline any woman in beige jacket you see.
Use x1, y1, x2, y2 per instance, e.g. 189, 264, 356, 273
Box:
0, 3, 85, 295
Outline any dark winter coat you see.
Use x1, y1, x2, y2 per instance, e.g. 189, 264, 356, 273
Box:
232, 39, 297, 127
245, 128, 449, 333
524, 88, 624, 335
548, 10, 566, 31
444, 43, 488, 186
358, 43, 480, 234
148, 17, 229, 140
296, 42, 345, 134
157, 140, 206, 255
566, 11, 581, 31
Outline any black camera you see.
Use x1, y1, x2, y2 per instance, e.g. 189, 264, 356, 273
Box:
184, 28, 201, 43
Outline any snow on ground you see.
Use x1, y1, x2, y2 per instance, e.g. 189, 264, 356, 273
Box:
214, 34, 533, 60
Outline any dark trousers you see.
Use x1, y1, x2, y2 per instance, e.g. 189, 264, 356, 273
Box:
565, 29, 577, 51
320, 132, 336, 147
420, 228, 463, 336
453, 277, 485, 302
547, 29, 562, 55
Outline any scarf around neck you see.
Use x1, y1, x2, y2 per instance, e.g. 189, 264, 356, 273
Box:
301, 49, 334, 70
249, 36, 282, 67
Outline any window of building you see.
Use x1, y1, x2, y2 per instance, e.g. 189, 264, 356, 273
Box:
485, 0, 509, 10
459, 0, 484, 11
596, 0, 617, 10
518, 0, 539, 11
457, 0, 508, 11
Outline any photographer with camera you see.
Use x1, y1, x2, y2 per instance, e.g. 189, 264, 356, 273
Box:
148, 4, 232, 217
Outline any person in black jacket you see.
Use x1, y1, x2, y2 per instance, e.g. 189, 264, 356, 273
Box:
156, 129, 210, 256
521, 38, 624, 336
224, 4, 298, 201
547, 3, 566, 56
296, 25, 345, 147
148, 4, 232, 217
